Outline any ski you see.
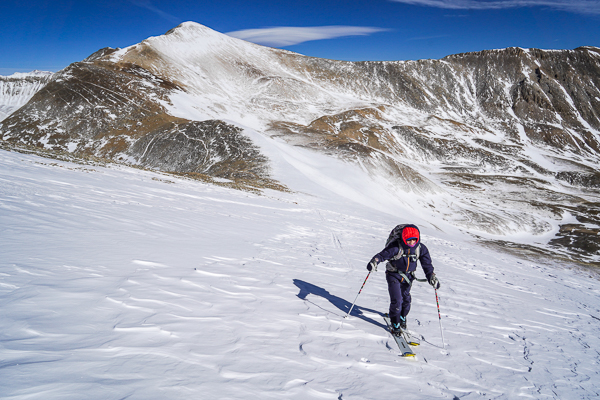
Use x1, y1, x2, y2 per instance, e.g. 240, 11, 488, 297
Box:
383, 314, 415, 357
403, 330, 421, 347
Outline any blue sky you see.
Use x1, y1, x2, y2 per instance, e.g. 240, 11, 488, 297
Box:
1, 0, 599, 75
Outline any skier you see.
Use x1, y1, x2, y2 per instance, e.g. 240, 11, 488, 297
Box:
367, 224, 440, 335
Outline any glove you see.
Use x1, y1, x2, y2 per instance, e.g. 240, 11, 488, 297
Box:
428, 273, 440, 289
367, 257, 379, 272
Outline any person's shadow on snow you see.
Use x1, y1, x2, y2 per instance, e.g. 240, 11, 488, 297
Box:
293, 279, 386, 329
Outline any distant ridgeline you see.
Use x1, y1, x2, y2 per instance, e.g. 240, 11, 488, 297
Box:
0, 71, 53, 122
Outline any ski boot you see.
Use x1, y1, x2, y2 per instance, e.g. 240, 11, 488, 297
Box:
399, 316, 407, 331
391, 322, 403, 336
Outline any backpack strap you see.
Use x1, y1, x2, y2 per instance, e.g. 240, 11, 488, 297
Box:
398, 271, 413, 287
390, 243, 420, 261
398, 270, 427, 286
386, 244, 423, 277
390, 247, 404, 261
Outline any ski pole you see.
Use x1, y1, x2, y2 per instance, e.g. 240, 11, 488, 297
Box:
435, 287, 445, 348
345, 271, 371, 318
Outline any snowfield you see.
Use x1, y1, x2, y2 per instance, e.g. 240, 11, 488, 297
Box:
1, 148, 599, 399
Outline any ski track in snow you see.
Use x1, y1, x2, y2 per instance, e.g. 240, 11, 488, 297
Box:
1, 150, 600, 399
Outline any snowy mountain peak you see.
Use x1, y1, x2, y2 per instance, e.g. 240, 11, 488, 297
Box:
149, 20, 245, 50
159, 21, 288, 53
164, 21, 230, 39
114, 20, 274, 67
1, 70, 53, 79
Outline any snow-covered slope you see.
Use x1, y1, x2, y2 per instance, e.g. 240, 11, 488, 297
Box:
0, 71, 52, 121
1, 22, 599, 265
1, 147, 599, 399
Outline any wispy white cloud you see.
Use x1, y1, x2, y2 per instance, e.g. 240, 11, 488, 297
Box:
130, 0, 181, 24
226, 26, 389, 47
389, 0, 600, 15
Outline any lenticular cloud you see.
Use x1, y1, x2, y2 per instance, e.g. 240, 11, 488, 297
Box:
227, 26, 388, 47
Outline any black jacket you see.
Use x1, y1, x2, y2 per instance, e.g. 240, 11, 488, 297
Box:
374, 242, 434, 281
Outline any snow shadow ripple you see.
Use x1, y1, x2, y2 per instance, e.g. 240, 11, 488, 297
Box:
293, 279, 385, 329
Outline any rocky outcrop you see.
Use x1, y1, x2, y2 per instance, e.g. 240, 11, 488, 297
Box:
130, 119, 270, 181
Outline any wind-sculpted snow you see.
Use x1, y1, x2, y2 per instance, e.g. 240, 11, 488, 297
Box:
1, 22, 599, 264
1, 150, 599, 399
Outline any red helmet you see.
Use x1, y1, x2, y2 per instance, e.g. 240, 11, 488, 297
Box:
401, 226, 420, 246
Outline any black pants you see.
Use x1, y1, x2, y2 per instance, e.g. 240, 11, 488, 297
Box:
386, 271, 412, 325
